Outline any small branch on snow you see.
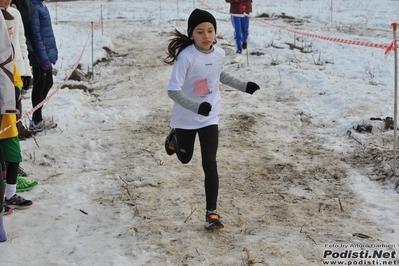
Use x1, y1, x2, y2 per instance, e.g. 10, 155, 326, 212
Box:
307, 234, 317, 245
300, 222, 307, 233
300, 222, 317, 244
142, 148, 163, 165
274, 189, 285, 199
118, 175, 136, 207
338, 198, 345, 213
242, 247, 255, 265
184, 207, 197, 223
346, 130, 363, 146
77, 209, 88, 215
8, 234, 19, 243
32, 134, 40, 148
133, 206, 140, 218
118, 175, 132, 197
44, 172, 63, 181
352, 233, 372, 239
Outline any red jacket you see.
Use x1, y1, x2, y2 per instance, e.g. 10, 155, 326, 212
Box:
225, 0, 252, 14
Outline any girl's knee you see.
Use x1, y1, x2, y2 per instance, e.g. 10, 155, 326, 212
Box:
177, 154, 192, 164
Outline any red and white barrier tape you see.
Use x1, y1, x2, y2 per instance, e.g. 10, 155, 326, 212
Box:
0, 27, 93, 135
385, 39, 399, 55
197, 0, 392, 52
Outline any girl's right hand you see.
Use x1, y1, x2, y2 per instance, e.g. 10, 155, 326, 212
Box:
198, 102, 212, 116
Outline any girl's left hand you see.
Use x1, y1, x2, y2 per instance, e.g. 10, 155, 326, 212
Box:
245, 82, 260, 94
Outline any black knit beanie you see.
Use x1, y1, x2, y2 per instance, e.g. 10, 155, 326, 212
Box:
187, 9, 217, 37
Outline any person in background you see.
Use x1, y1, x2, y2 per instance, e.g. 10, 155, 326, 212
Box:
225, 0, 253, 54
163, 9, 260, 230
1, 9, 33, 215
26, 0, 57, 132
10, 0, 35, 75
0, 0, 35, 140
0, 10, 14, 243
10, 0, 35, 37
0, 1, 38, 193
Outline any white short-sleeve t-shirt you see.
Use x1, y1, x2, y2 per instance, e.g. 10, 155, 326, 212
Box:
168, 44, 225, 129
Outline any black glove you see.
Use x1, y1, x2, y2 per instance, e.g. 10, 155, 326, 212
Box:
198, 102, 212, 116
245, 82, 260, 95
22, 76, 31, 91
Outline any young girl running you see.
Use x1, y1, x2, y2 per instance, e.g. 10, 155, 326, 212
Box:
164, 9, 260, 230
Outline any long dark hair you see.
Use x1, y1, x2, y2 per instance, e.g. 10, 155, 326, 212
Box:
164, 29, 194, 65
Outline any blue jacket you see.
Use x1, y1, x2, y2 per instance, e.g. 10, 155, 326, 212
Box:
27, 0, 58, 67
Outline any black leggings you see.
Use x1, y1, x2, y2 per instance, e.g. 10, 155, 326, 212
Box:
0, 155, 18, 214
6, 162, 19, 185
32, 66, 53, 123
175, 125, 219, 211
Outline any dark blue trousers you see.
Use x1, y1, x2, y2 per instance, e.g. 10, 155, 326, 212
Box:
231, 14, 250, 51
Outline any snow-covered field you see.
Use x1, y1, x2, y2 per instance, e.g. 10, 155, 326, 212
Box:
1, 0, 399, 265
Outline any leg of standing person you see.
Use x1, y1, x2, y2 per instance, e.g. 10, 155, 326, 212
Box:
231, 14, 243, 53
5, 162, 19, 200
16, 99, 35, 140
31, 66, 46, 124
2, 138, 33, 210
41, 68, 54, 102
30, 67, 55, 131
17, 76, 34, 138
31, 66, 53, 123
242, 15, 250, 50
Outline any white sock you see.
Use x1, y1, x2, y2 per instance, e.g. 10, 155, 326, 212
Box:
5, 184, 16, 200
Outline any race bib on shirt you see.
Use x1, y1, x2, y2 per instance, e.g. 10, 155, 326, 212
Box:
195, 79, 211, 97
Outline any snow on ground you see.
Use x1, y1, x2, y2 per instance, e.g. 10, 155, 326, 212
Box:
1, 0, 399, 265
